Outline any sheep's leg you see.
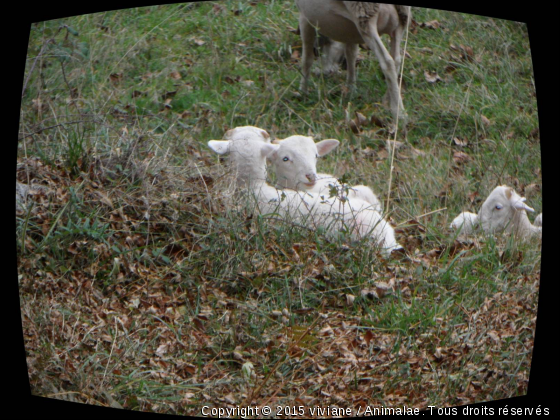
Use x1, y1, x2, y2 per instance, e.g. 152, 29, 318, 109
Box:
381, 31, 403, 109
358, 23, 407, 125
390, 29, 404, 81
344, 43, 359, 92
299, 16, 316, 93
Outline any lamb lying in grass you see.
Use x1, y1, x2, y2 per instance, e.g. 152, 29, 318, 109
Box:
269, 135, 383, 213
450, 185, 542, 240
207, 126, 402, 254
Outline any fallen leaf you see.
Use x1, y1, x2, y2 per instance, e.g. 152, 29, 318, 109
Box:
424, 70, 443, 83
348, 119, 360, 134
223, 393, 236, 405
453, 151, 470, 164
445, 63, 458, 73
109, 73, 122, 84
361, 288, 380, 299
370, 114, 387, 127
467, 191, 479, 203
453, 137, 468, 147
355, 112, 368, 127
155, 344, 168, 357
421, 20, 441, 29
487, 331, 500, 343
319, 325, 334, 336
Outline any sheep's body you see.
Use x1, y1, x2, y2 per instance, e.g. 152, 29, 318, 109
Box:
311, 177, 383, 213
269, 135, 383, 213
534, 213, 542, 227
451, 186, 542, 240
450, 211, 479, 235
208, 127, 401, 254
295, 0, 410, 123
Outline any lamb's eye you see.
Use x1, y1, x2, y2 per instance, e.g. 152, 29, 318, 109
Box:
495, 204, 503, 210
283, 157, 289, 162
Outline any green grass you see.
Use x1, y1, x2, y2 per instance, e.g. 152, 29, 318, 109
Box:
18, 1, 540, 416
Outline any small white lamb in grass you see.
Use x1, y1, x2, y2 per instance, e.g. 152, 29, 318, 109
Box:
295, 0, 411, 124
268, 135, 383, 213
207, 126, 402, 254
450, 185, 542, 240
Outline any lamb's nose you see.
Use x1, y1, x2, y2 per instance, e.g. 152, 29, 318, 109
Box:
306, 173, 316, 182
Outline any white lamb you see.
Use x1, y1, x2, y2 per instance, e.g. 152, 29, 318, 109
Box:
450, 185, 542, 240
268, 135, 383, 213
207, 126, 402, 254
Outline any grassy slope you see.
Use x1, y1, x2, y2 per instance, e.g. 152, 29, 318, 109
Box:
18, 1, 541, 415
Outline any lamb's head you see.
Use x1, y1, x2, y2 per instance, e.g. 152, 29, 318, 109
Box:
479, 185, 534, 235
208, 126, 279, 187
269, 135, 339, 190
223, 126, 271, 143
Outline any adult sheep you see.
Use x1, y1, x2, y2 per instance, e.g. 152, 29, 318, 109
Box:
295, 1, 411, 125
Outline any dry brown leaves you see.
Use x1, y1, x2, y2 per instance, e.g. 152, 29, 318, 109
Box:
17, 152, 539, 414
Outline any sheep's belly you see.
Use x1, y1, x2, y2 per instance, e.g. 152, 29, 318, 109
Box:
297, 0, 364, 44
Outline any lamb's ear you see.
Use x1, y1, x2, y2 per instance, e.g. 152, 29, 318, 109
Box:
271, 138, 285, 144
208, 140, 231, 155
316, 139, 340, 157
260, 143, 280, 158
260, 129, 271, 142
508, 189, 535, 212
513, 197, 535, 212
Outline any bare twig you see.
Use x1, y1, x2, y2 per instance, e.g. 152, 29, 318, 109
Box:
385, 14, 411, 216
22, 39, 52, 98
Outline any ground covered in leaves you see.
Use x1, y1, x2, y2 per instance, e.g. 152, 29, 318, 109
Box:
18, 154, 539, 414
18, 2, 542, 417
